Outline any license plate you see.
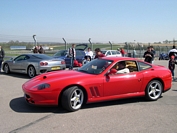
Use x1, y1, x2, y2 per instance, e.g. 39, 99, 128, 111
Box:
51, 66, 60, 70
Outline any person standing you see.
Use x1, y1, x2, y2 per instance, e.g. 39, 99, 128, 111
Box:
38, 45, 45, 54
150, 46, 156, 64
94, 48, 105, 59
67, 44, 76, 70
85, 47, 93, 60
33, 46, 38, 53
120, 48, 125, 57
133, 48, 137, 58
143, 46, 154, 64
168, 45, 177, 59
0, 46, 5, 72
168, 55, 177, 81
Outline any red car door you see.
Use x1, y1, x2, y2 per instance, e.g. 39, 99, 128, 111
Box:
104, 72, 144, 96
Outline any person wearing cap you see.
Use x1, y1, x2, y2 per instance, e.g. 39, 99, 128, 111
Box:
94, 48, 105, 59
168, 55, 177, 81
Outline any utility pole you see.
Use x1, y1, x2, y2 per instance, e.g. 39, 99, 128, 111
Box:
62, 38, 67, 50
33, 35, 37, 46
88, 38, 93, 50
109, 41, 113, 50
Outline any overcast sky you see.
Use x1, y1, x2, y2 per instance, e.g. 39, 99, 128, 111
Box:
0, 0, 177, 43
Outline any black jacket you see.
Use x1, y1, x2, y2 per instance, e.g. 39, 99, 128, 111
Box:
143, 51, 154, 63
0, 48, 5, 61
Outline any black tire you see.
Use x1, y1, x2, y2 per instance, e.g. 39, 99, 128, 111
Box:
4, 63, 10, 74
145, 80, 163, 101
61, 86, 84, 112
27, 66, 36, 78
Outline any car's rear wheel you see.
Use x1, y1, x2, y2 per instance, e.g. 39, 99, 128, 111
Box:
145, 80, 163, 101
27, 66, 36, 78
4, 64, 10, 74
61, 86, 84, 112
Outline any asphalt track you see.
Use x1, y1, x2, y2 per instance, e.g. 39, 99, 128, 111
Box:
0, 60, 177, 133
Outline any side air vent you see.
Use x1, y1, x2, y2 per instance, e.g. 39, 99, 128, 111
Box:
90, 87, 100, 97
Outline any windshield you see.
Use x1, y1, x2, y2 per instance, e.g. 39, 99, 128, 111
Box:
77, 59, 113, 74
54, 50, 67, 57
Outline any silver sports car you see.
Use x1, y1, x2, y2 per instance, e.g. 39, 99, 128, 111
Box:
2, 53, 66, 78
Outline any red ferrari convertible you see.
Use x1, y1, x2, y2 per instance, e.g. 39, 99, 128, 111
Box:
22, 57, 172, 112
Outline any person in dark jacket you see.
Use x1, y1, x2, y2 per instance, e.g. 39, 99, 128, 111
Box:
38, 45, 45, 54
143, 46, 154, 63
0, 46, 5, 72
94, 48, 105, 59
168, 55, 177, 81
150, 46, 156, 64
33, 46, 39, 53
67, 44, 76, 70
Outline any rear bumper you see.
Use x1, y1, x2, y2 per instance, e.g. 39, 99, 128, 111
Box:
36, 65, 66, 74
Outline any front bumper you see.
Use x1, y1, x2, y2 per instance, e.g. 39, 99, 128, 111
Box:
23, 88, 60, 106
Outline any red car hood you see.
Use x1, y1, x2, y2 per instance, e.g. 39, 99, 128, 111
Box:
23, 70, 93, 89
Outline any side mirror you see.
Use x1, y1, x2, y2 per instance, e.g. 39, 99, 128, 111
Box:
106, 68, 117, 76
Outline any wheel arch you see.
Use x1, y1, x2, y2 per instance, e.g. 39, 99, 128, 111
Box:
146, 78, 164, 91
3, 63, 10, 72
58, 84, 88, 106
27, 64, 36, 73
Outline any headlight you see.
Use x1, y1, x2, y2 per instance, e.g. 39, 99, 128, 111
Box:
37, 83, 50, 90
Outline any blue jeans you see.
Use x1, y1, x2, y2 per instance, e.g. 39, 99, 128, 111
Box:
69, 57, 74, 70
170, 69, 174, 77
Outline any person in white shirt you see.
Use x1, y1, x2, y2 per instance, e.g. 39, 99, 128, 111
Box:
85, 47, 93, 60
168, 45, 177, 59
116, 61, 130, 74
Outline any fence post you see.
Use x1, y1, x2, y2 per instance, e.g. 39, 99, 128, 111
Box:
33, 35, 37, 46
138, 43, 141, 58
109, 41, 112, 50
88, 38, 93, 51
166, 46, 168, 53
62, 38, 67, 50
125, 42, 128, 54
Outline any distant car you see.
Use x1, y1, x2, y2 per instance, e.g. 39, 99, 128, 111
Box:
3, 53, 66, 78
53, 44, 88, 67
22, 57, 172, 112
101, 50, 122, 57
159, 53, 169, 60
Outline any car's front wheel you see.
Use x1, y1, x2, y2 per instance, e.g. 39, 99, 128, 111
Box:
145, 80, 163, 101
61, 86, 84, 112
27, 66, 36, 78
4, 64, 10, 74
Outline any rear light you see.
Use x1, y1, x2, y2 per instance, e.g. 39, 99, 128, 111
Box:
40, 62, 48, 66
61, 60, 65, 64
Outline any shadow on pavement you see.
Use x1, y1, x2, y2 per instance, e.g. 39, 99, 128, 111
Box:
10, 96, 150, 113
9, 97, 68, 114
0, 72, 30, 79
